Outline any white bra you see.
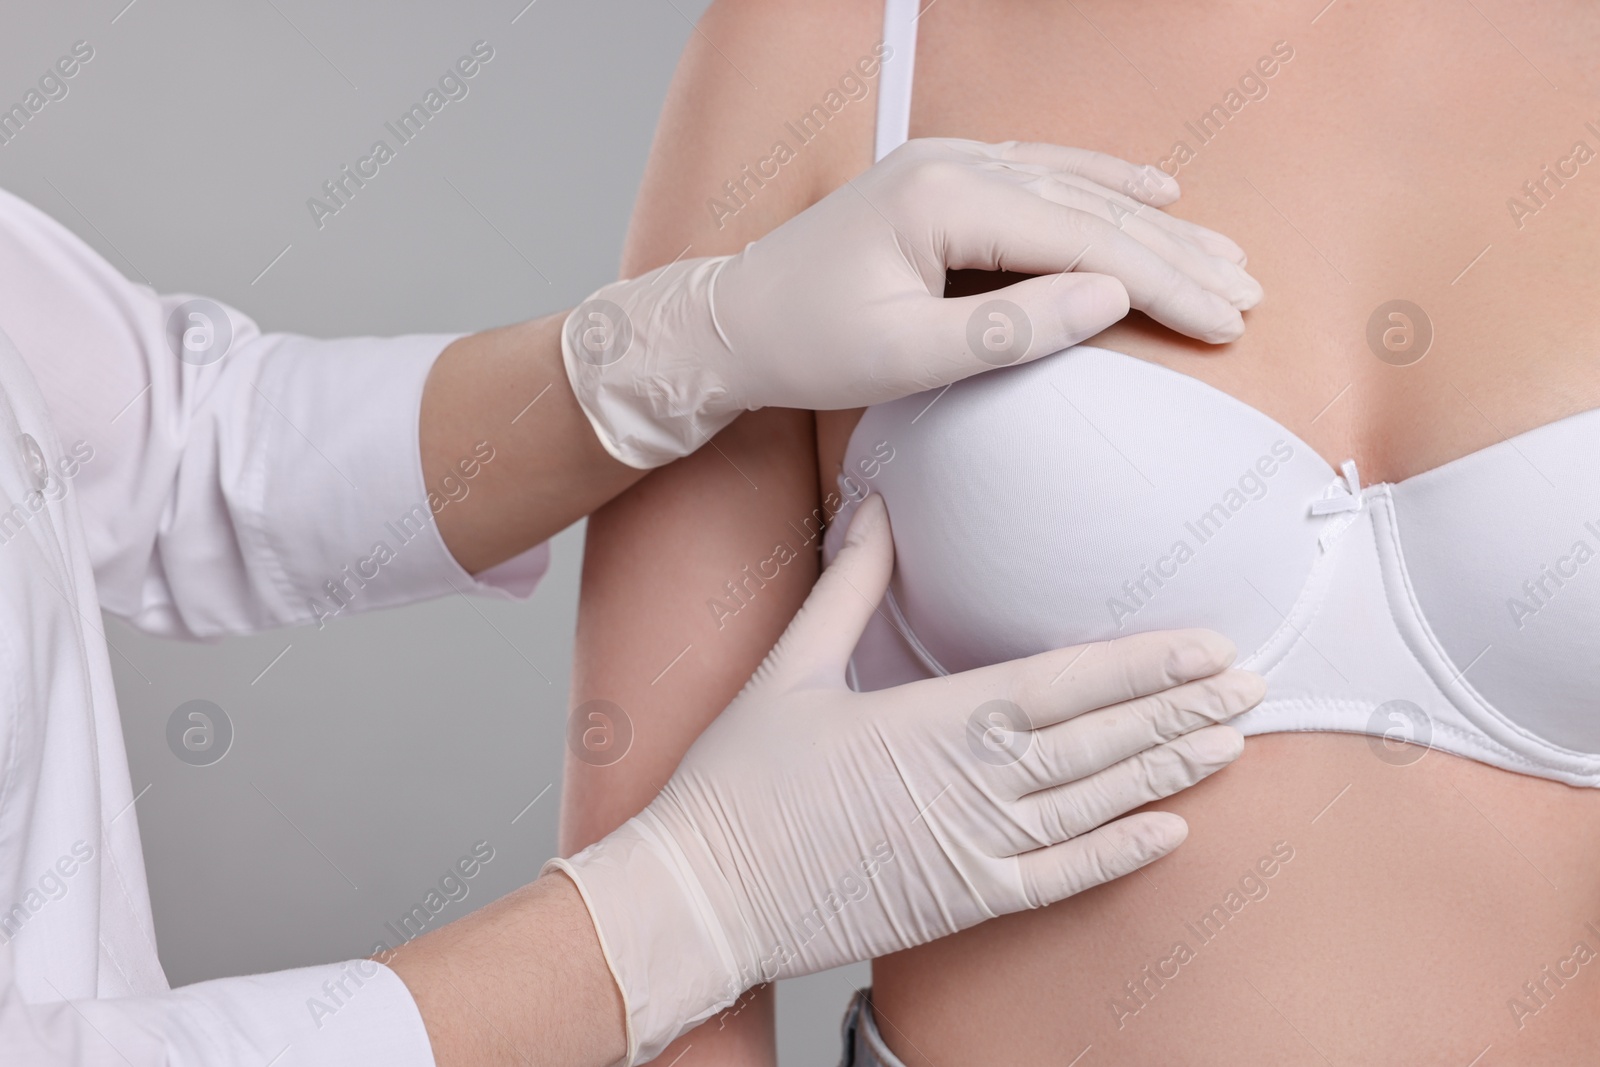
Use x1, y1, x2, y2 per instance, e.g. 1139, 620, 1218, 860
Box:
823, 0, 1600, 786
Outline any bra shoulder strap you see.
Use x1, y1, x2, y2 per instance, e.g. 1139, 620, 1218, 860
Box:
873, 0, 920, 162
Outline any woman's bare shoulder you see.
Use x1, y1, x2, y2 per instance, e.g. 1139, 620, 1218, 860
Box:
622, 0, 886, 274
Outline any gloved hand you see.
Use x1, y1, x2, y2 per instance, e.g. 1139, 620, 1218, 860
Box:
563, 138, 1262, 468
545, 495, 1264, 1063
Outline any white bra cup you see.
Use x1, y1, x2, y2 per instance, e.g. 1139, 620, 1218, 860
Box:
857, 347, 1331, 673
1391, 420, 1600, 753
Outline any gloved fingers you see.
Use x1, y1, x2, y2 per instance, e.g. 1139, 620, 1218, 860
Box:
1007, 725, 1242, 851
1052, 214, 1250, 343
1022, 176, 1260, 308
979, 140, 1183, 208
1019, 166, 1249, 266
928, 189, 1247, 343
949, 629, 1238, 730
1003, 669, 1265, 796
756, 493, 894, 687
889, 138, 1179, 209
981, 156, 1247, 266
1015, 810, 1189, 907
920, 273, 1129, 378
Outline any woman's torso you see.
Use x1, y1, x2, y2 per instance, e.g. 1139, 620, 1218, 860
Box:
815, 2, 1600, 1062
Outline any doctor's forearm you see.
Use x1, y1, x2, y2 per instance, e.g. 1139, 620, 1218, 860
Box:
420, 313, 645, 574
386, 873, 627, 1067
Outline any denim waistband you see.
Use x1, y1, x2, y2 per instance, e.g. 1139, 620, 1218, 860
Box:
839, 988, 907, 1067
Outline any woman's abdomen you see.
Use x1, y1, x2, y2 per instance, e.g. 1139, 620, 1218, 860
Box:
869, 732, 1600, 1067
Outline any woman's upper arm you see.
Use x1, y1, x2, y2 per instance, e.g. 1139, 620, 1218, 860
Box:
617, 0, 881, 281
563, 0, 881, 845
561, 1, 883, 1059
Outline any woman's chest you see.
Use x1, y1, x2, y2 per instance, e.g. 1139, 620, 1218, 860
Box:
900, 0, 1600, 483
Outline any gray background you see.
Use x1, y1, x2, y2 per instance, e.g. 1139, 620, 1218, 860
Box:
0, 1, 862, 1062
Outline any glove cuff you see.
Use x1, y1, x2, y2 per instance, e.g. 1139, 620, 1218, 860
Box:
561, 255, 742, 469
542, 811, 748, 1064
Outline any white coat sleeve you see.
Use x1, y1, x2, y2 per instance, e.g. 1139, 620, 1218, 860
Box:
0, 186, 549, 638
0, 948, 437, 1066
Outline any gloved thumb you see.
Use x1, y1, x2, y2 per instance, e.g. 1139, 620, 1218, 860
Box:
927, 272, 1130, 385
759, 494, 894, 687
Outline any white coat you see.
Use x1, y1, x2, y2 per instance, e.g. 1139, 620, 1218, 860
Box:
0, 186, 548, 1065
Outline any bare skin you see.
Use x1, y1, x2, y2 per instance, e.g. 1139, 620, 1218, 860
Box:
385, 874, 627, 1067
419, 312, 644, 575
572, 0, 1600, 1063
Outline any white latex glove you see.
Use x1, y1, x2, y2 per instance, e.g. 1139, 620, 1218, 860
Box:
563, 138, 1261, 468
546, 495, 1264, 1063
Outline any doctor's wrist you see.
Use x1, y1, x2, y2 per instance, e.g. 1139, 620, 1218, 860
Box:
422, 313, 644, 575
385, 871, 627, 1067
